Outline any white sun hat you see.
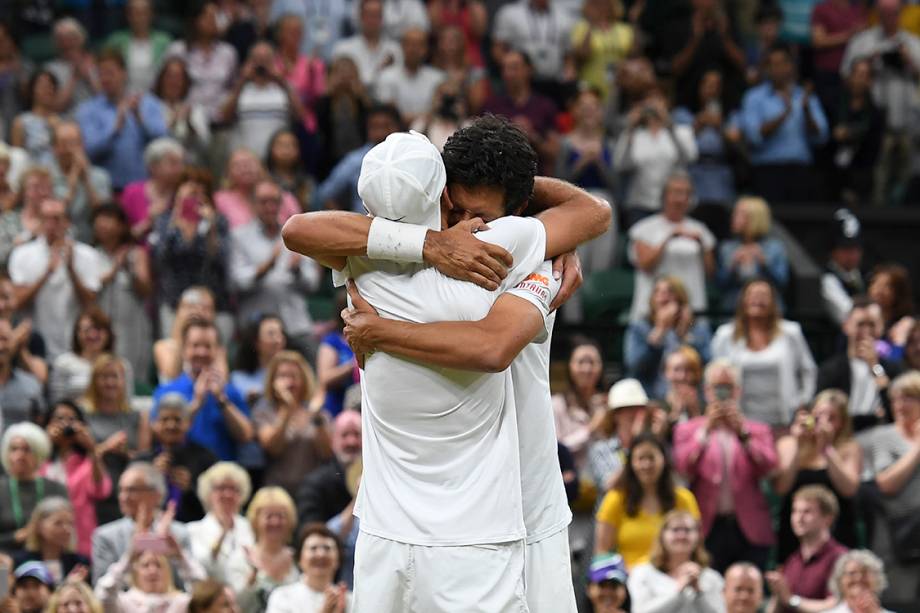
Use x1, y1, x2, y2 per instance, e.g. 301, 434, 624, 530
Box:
607, 378, 649, 411
357, 131, 446, 231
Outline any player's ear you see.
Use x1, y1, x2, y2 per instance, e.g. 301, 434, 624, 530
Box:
440, 186, 454, 211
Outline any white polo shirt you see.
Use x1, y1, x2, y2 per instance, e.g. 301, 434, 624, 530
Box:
507, 261, 573, 544
335, 216, 546, 546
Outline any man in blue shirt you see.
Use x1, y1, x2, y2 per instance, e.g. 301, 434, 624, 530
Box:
75, 47, 167, 191
312, 104, 401, 212
740, 43, 828, 203
152, 319, 253, 461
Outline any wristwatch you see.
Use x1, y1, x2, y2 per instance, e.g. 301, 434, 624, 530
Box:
872, 363, 886, 378
788, 595, 802, 610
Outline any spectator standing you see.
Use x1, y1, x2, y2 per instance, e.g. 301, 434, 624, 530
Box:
153, 59, 212, 167
828, 58, 883, 206
482, 49, 560, 172
739, 43, 828, 203
745, 6, 782, 86
595, 433, 701, 570
222, 41, 306, 161
492, 0, 575, 104
673, 70, 742, 214
13, 497, 89, 585
93, 204, 154, 379
822, 209, 865, 326
187, 462, 255, 595
104, 0, 173, 95
151, 168, 233, 338
773, 392, 861, 558
44, 18, 98, 113
165, 2, 238, 124
84, 353, 151, 525
8, 198, 102, 360
136, 393, 218, 523
842, 0, 920, 207
862, 371, 920, 601
152, 319, 252, 462
428, 0, 488, 70
0, 319, 45, 426
75, 48, 168, 191
49, 121, 112, 244
817, 298, 902, 432
375, 27, 445, 126
765, 485, 848, 613
10, 71, 61, 167
810, 0, 866, 114
555, 88, 617, 197
265, 523, 350, 612
274, 14, 326, 135
119, 139, 186, 243
331, 0, 402, 90
313, 57, 370, 180
673, 360, 777, 573
553, 338, 607, 469
0, 424, 69, 552
711, 279, 817, 429
615, 90, 698, 223
627, 173, 715, 322
431, 26, 488, 116
215, 149, 300, 229
824, 550, 896, 613
49, 307, 134, 404
570, 0, 635, 100
627, 511, 724, 613
716, 197, 789, 313
255, 351, 331, 496
624, 276, 712, 399
230, 180, 320, 343
40, 401, 113, 557
91, 462, 195, 584
268, 1, 349, 62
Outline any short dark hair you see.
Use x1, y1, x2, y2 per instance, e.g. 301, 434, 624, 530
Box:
181, 316, 220, 344
72, 307, 115, 355
767, 42, 794, 62
503, 47, 534, 70
850, 295, 874, 313
97, 46, 127, 70
297, 523, 345, 576
366, 103, 403, 130
441, 114, 537, 214
91, 203, 132, 246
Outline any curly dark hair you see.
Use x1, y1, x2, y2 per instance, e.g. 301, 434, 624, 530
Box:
619, 432, 677, 518
441, 114, 538, 215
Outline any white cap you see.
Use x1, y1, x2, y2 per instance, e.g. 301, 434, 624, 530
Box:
357, 131, 446, 231
607, 378, 649, 411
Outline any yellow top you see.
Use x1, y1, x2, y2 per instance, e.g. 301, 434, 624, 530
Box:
595, 486, 700, 569
570, 20, 634, 98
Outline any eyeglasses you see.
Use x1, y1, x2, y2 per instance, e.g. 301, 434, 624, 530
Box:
665, 525, 699, 534
121, 485, 153, 494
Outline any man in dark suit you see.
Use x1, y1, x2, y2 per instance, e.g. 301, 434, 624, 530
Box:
817, 296, 903, 432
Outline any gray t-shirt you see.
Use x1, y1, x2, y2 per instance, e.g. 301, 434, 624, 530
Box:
0, 368, 45, 426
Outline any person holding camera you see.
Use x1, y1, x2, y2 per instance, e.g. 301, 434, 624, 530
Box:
40, 401, 112, 558
841, 0, 920, 207
672, 359, 777, 574
222, 40, 307, 162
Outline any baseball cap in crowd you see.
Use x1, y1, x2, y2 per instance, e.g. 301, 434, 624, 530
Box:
14, 561, 54, 588
357, 131, 446, 231
831, 208, 862, 249
607, 378, 648, 411
588, 553, 628, 585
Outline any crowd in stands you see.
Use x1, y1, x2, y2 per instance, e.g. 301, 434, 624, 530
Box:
0, 0, 919, 612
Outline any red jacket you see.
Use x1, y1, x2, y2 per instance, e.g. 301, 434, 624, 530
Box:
673, 417, 777, 546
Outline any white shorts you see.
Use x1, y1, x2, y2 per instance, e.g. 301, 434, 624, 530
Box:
525, 528, 577, 613
352, 531, 528, 612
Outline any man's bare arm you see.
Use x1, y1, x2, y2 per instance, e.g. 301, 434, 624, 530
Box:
342, 281, 544, 373
528, 177, 613, 259
281, 212, 512, 290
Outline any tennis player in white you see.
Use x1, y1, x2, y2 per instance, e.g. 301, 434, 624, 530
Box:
282, 123, 610, 611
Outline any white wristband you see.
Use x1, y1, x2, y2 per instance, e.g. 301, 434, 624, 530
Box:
366, 217, 428, 263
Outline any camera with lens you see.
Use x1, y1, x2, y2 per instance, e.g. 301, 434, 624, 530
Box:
62, 425, 76, 438
254, 65, 270, 79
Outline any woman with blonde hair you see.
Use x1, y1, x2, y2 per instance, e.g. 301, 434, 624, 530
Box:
47, 580, 104, 613
627, 510, 724, 613
0, 165, 52, 264
716, 196, 789, 313
187, 462, 255, 595
14, 497, 88, 585
711, 278, 816, 429
660, 346, 705, 429
772, 389, 861, 559
238, 487, 299, 613
254, 351, 331, 495
625, 276, 712, 399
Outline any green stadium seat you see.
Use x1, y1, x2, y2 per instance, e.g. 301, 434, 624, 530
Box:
581, 268, 634, 322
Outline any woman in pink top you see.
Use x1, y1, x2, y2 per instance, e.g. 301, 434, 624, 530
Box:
40, 401, 113, 557
274, 14, 325, 134
214, 148, 300, 228
120, 138, 187, 242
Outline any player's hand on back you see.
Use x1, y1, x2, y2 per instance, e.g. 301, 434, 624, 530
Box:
423, 218, 512, 291
342, 280, 380, 367
549, 251, 583, 311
